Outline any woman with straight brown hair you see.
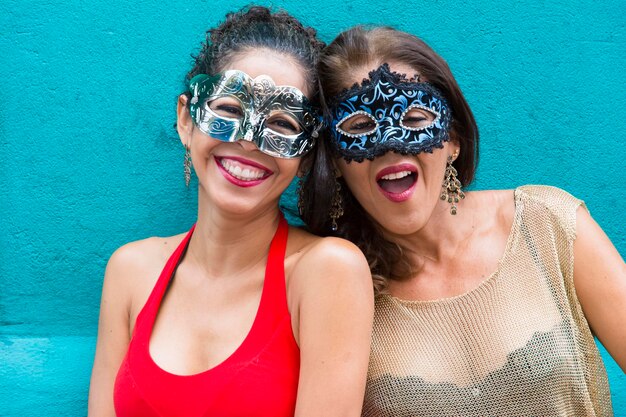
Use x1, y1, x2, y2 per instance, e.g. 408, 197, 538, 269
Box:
301, 25, 625, 416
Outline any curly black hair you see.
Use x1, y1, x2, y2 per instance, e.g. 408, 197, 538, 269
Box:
186, 5, 325, 98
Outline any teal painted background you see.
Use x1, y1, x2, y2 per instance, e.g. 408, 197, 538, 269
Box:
1, 0, 624, 414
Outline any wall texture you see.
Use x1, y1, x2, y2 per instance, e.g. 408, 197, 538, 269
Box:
1, 0, 624, 414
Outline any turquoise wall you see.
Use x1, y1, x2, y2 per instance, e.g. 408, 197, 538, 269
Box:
1, 0, 624, 414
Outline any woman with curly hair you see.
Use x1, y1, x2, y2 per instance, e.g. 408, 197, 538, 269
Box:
88, 8, 373, 417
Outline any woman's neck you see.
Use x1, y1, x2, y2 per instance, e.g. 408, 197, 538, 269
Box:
383, 189, 516, 299
187, 196, 282, 280
386, 191, 481, 268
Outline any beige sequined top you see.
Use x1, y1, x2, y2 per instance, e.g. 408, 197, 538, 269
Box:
363, 186, 613, 417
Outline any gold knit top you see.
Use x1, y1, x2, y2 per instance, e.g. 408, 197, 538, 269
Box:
363, 186, 613, 417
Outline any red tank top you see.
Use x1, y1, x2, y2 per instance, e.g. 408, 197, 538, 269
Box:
113, 217, 300, 417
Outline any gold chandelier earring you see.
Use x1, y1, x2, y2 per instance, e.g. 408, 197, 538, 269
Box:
329, 178, 344, 231
440, 152, 465, 215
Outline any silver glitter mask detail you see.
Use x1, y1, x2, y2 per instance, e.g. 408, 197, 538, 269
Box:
188, 70, 321, 159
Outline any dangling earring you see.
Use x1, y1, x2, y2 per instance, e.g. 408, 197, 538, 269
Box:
440, 153, 465, 215
296, 177, 305, 216
184, 144, 192, 187
329, 179, 344, 231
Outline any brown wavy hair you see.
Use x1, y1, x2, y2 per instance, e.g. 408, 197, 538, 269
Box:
300, 26, 479, 294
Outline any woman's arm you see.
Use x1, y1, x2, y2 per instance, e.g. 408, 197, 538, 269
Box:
573, 206, 626, 371
87, 246, 136, 417
292, 237, 374, 417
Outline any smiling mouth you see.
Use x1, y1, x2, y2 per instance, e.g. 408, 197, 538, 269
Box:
215, 156, 272, 186
377, 170, 417, 194
219, 159, 268, 180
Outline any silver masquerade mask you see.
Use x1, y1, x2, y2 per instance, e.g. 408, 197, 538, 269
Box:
188, 70, 322, 159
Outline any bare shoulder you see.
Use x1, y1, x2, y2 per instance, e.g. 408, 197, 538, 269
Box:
467, 188, 516, 229
287, 226, 370, 271
285, 227, 374, 347
107, 234, 185, 281
285, 226, 372, 290
574, 205, 621, 251
104, 233, 188, 311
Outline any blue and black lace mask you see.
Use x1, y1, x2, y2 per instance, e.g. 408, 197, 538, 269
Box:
328, 64, 452, 162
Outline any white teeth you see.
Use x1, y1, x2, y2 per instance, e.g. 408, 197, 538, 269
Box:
220, 159, 266, 181
381, 170, 412, 180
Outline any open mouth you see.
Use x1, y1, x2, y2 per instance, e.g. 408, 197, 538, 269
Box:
377, 170, 417, 193
215, 156, 272, 186
375, 165, 418, 202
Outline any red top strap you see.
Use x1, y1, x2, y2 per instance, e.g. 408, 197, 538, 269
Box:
114, 216, 300, 417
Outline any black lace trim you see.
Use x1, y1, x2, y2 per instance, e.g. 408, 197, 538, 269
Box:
331, 134, 450, 163
328, 63, 444, 107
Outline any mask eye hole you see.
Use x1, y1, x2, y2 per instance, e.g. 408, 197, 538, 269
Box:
337, 111, 378, 137
400, 105, 438, 130
266, 111, 303, 136
207, 96, 244, 119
